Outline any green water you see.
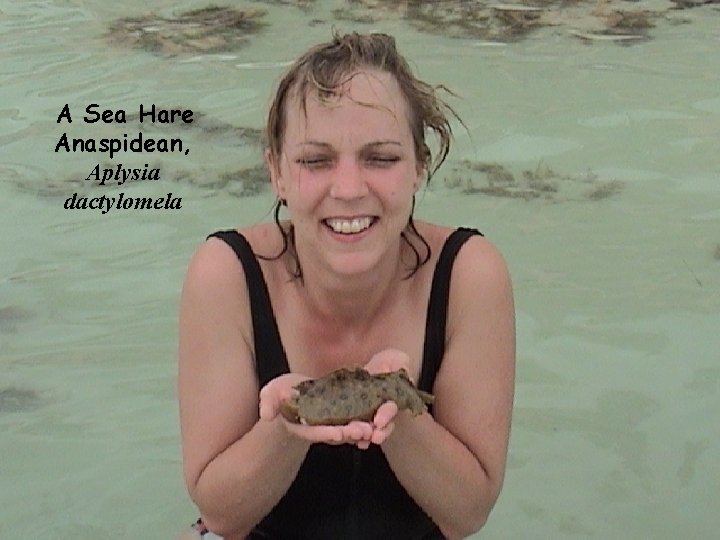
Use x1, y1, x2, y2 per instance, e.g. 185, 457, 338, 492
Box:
1, 1, 719, 538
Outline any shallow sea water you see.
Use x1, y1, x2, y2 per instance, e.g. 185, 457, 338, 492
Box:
1, 1, 719, 538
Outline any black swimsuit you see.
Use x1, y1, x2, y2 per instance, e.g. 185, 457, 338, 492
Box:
205, 227, 482, 540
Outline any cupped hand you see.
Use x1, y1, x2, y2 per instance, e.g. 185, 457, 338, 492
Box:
359, 348, 414, 447
259, 373, 375, 447
258, 372, 311, 422
363, 348, 412, 377
260, 348, 412, 449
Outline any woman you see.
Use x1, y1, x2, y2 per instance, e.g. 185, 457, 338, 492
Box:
179, 32, 515, 540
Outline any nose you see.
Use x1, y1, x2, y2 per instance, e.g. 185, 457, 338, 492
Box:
329, 158, 369, 200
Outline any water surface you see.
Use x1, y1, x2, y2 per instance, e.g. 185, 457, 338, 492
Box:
1, 1, 719, 538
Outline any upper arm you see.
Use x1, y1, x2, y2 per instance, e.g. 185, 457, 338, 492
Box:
432, 236, 516, 497
178, 237, 260, 495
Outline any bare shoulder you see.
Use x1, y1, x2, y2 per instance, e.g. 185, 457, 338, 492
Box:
411, 220, 454, 253
452, 232, 512, 295
183, 223, 280, 289
238, 222, 287, 259
180, 223, 287, 361
179, 231, 255, 378
444, 230, 514, 351
185, 233, 242, 286
414, 221, 511, 287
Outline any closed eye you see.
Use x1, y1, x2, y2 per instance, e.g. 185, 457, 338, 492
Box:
296, 157, 332, 169
367, 155, 400, 167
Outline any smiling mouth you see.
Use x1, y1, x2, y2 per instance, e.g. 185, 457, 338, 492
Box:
323, 216, 376, 235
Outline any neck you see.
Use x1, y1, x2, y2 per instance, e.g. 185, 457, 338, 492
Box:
293, 239, 408, 329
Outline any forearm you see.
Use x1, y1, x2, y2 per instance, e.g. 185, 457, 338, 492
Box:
190, 417, 310, 538
381, 413, 499, 539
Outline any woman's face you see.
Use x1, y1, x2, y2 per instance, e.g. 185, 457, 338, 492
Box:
270, 69, 422, 277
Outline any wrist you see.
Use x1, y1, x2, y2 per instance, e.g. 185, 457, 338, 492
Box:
381, 409, 431, 451
263, 415, 313, 453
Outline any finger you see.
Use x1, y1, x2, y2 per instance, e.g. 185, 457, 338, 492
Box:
259, 376, 304, 421
259, 397, 277, 421
365, 349, 411, 374
285, 423, 344, 444
311, 426, 345, 443
342, 421, 373, 442
370, 421, 395, 445
258, 384, 281, 421
356, 440, 371, 450
373, 401, 398, 430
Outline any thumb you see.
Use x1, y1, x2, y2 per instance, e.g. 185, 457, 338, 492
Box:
259, 379, 283, 421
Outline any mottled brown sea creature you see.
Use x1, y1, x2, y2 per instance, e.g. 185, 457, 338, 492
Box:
280, 368, 434, 426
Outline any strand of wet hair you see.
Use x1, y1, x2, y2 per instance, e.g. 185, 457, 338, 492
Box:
257, 198, 430, 281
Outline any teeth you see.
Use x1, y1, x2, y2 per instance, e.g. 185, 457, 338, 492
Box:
326, 217, 373, 234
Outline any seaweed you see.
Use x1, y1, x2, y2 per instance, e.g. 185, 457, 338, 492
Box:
170, 163, 269, 197
0, 387, 42, 413
331, 8, 380, 24
602, 10, 656, 31
568, 8, 659, 43
445, 160, 622, 202
106, 6, 268, 55
0, 305, 34, 333
583, 180, 623, 200
14, 177, 88, 200
407, 2, 539, 42
251, 0, 315, 10
332, 0, 674, 45
670, 0, 720, 9
522, 161, 561, 194
220, 164, 269, 197
131, 107, 263, 147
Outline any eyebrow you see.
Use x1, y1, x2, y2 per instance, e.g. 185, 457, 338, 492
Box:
296, 140, 403, 149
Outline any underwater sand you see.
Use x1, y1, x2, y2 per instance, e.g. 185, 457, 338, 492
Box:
1, 0, 719, 537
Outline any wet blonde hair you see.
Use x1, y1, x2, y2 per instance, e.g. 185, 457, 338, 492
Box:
266, 31, 456, 181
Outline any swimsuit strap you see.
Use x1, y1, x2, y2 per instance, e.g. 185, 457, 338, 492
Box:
207, 230, 289, 386
208, 227, 482, 394
418, 227, 483, 394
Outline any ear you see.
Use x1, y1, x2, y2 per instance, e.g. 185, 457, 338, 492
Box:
265, 149, 286, 199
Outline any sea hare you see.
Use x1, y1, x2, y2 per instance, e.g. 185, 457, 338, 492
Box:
280, 367, 434, 426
